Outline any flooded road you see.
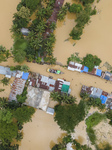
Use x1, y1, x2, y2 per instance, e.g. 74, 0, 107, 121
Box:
0, 0, 112, 149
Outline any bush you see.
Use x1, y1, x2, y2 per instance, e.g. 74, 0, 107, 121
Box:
69, 27, 83, 40
67, 53, 82, 65
80, 0, 95, 5
69, 4, 82, 13
82, 54, 102, 72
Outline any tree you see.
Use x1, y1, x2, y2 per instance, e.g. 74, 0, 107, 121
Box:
13, 106, 35, 124
0, 121, 18, 144
69, 4, 82, 13
17, 6, 30, 21
82, 54, 102, 71
21, 64, 30, 72
50, 92, 76, 104
76, 5, 91, 28
0, 109, 13, 123
106, 110, 112, 126
0, 143, 19, 150
69, 27, 83, 40
1, 77, 10, 86
0, 45, 7, 62
49, 22, 57, 30
16, 87, 27, 104
23, 0, 41, 12
80, 0, 95, 5
12, 39, 28, 63
54, 101, 85, 133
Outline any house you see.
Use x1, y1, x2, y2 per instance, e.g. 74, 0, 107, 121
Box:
101, 71, 111, 80
46, 107, 54, 115
0, 66, 16, 78
21, 28, 30, 36
90, 87, 103, 99
36, 75, 56, 91
106, 94, 112, 109
66, 143, 73, 150
9, 78, 26, 101
68, 61, 83, 72
25, 86, 50, 111
80, 85, 109, 105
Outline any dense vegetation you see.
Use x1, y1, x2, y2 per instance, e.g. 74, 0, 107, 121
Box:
11, 0, 57, 64
106, 109, 112, 126
50, 91, 76, 104
82, 54, 102, 71
80, 92, 106, 111
0, 45, 11, 63
86, 112, 106, 145
51, 135, 92, 150
54, 100, 86, 133
0, 86, 35, 149
67, 53, 102, 72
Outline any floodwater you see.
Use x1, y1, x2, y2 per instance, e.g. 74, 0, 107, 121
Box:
0, 0, 112, 149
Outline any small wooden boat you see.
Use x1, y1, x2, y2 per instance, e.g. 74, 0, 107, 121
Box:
47, 68, 64, 74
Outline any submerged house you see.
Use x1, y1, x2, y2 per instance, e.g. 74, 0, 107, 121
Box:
0, 66, 16, 78
80, 85, 109, 105
9, 71, 29, 101
21, 28, 30, 36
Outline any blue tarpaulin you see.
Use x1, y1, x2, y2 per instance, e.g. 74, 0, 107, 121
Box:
22, 72, 29, 80
104, 75, 110, 80
81, 66, 89, 73
100, 95, 107, 104
96, 69, 102, 77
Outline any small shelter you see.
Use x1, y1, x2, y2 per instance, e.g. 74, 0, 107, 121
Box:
22, 72, 29, 80
46, 107, 54, 115
96, 69, 102, 77
21, 28, 30, 36
100, 95, 107, 104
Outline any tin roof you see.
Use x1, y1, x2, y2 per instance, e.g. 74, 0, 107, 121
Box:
9, 78, 26, 101
46, 107, 54, 115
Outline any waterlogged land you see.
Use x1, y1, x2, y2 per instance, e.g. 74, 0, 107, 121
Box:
0, 0, 112, 150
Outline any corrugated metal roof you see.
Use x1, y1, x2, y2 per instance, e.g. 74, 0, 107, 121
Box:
91, 87, 102, 98
46, 107, 54, 115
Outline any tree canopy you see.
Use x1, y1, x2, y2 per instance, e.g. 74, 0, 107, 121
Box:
54, 100, 85, 133
82, 54, 102, 71
0, 121, 18, 144
13, 106, 35, 124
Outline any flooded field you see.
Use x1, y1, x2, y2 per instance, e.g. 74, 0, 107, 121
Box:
0, 0, 112, 149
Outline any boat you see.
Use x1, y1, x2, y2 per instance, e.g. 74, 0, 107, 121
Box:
47, 68, 64, 74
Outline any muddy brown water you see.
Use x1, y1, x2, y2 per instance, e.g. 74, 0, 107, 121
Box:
0, 0, 112, 149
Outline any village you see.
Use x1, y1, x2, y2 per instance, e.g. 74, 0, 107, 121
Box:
0, 0, 112, 149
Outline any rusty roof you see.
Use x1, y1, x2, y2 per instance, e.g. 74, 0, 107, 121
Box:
9, 78, 26, 101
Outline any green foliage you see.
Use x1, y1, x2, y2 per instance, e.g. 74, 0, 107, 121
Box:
50, 92, 76, 104
13, 14, 29, 28
1, 77, 10, 86
69, 4, 82, 13
106, 110, 112, 126
54, 100, 85, 133
69, 27, 83, 40
0, 121, 18, 144
80, 92, 90, 99
57, 3, 70, 21
0, 97, 8, 109
13, 106, 35, 124
67, 53, 82, 65
86, 112, 106, 145
21, 64, 30, 72
0, 143, 19, 150
23, 0, 41, 12
0, 109, 13, 124
16, 6, 30, 21
0, 89, 5, 92
16, 87, 27, 104
80, 0, 95, 5
86, 97, 106, 111
0, 45, 9, 62
91, 8, 97, 15
16, 132, 23, 141
12, 39, 28, 63
51, 135, 92, 150
49, 22, 57, 30
82, 54, 102, 71
76, 6, 91, 28
96, 143, 112, 150
73, 139, 92, 150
